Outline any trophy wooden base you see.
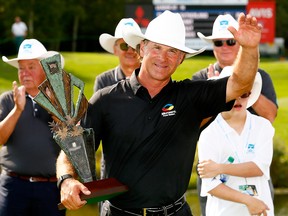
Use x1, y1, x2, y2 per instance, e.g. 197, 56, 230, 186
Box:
58, 178, 128, 210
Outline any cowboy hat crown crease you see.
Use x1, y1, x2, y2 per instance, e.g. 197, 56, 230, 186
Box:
197, 14, 239, 44
123, 10, 206, 58
144, 11, 185, 51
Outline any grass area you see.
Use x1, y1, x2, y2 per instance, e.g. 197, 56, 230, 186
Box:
1, 52, 287, 215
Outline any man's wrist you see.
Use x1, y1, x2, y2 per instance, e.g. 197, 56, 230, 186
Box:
57, 174, 73, 189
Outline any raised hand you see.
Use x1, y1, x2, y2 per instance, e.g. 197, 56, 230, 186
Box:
228, 13, 262, 49
207, 64, 220, 79
12, 81, 26, 112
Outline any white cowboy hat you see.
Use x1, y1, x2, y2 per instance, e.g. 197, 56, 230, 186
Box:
99, 18, 141, 54
197, 14, 239, 44
214, 66, 262, 108
122, 10, 205, 58
2, 39, 64, 69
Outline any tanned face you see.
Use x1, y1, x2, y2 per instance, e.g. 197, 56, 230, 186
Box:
18, 59, 46, 96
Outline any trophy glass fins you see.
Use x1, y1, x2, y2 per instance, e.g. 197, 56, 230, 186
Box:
34, 54, 96, 183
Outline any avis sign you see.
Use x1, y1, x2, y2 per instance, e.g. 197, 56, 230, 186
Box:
246, 1, 275, 43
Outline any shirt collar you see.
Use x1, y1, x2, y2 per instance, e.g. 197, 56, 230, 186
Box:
217, 110, 252, 135
129, 68, 143, 95
115, 66, 126, 81
129, 69, 173, 97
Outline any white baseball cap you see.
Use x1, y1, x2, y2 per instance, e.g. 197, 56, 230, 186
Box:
197, 14, 239, 44
2, 39, 64, 68
123, 10, 205, 58
99, 18, 142, 54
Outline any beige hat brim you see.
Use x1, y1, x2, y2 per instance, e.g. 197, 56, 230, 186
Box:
246, 72, 262, 108
218, 66, 262, 108
2, 51, 65, 69
99, 33, 121, 54
197, 32, 235, 44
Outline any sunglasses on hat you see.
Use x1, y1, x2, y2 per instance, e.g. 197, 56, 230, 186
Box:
119, 42, 134, 51
213, 39, 236, 47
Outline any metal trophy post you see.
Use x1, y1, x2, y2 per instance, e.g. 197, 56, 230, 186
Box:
34, 54, 128, 209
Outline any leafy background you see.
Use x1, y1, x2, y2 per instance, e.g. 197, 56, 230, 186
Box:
0, 0, 288, 55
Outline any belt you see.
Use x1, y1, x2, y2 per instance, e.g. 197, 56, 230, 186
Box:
109, 196, 186, 216
1, 170, 57, 182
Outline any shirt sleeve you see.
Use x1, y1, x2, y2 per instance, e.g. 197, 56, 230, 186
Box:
0, 91, 14, 121
187, 77, 235, 119
191, 69, 208, 81
259, 69, 278, 107
248, 69, 278, 115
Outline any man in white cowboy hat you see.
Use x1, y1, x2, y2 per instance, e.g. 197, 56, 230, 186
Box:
193, 14, 277, 123
94, 18, 142, 92
197, 68, 274, 216
192, 14, 278, 216
56, 10, 265, 215
0, 39, 66, 216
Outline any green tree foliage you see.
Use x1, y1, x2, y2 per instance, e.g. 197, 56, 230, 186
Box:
276, 0, 288, 51
0, 0, 287, 54
0, 0, 127, 53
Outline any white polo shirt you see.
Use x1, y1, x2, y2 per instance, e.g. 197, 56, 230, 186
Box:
12, 21, 27, 37
198, 111, 274, 216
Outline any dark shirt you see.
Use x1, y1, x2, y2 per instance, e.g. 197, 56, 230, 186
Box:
93, 66, 126, 92
0, 91, 61, 177
82, 70, 234, 208
192, 63, 278, 115
93, 65, 128, 180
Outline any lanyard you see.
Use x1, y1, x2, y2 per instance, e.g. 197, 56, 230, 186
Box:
217, 114, 252, 185
216, 113, 252, 163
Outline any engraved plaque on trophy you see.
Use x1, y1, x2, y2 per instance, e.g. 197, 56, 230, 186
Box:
34, 54, 128, 209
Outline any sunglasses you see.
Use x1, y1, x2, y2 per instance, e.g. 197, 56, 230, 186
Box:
119, 42, 133, 51
213, 39, 237, 47
240, 92, 251, 99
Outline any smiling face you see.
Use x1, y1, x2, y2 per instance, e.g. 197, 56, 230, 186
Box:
139, 40, 185, 83
18, 59, 46, 97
